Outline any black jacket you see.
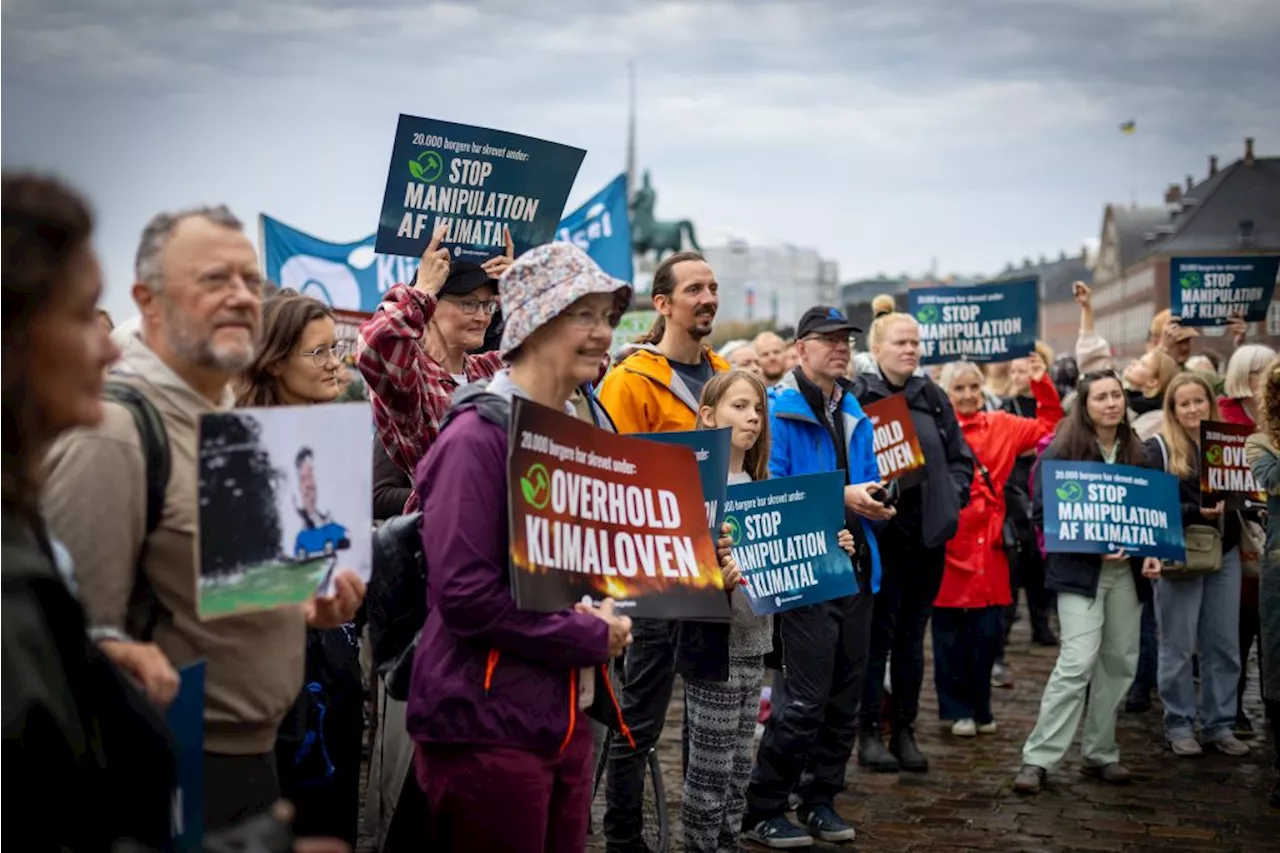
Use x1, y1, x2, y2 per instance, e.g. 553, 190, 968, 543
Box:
1143, 436, 1242, 552
1003, 395, 1038, 544
2, 509, 176, 851
373, 438, 413, 521
1031, 445, 1153, 602
850, 371, 974, 549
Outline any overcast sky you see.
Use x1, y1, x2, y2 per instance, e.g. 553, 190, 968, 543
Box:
4, 0, 1278, 321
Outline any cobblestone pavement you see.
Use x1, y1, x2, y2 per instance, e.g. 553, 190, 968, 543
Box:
585, 608, 1279, 853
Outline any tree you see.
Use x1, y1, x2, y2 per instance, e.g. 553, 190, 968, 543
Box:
198, 412, 285, 578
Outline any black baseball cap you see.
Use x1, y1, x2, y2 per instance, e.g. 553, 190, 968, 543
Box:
796, 306, 862, 339
438, 261, 497, 297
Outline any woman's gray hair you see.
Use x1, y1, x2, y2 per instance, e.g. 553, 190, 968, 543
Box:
135, 204, 243, 291
937, 360, 984, 393
1223, 344, 1276, 399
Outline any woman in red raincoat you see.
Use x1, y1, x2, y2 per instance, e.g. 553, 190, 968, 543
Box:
932, 353, 1062, 737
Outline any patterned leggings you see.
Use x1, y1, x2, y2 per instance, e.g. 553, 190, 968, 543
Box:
682, 656, 765, 853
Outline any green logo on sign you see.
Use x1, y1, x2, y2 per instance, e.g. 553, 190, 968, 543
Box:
408, 150, 443, 183
725, 515, 742, 546
916, 304, 940, 324
1205, 444, 1223, 465
1179, 272, 1200, 289
1055, 481, 1084, 503
520, 463, 551, 510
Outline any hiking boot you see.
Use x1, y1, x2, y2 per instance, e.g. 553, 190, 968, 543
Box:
1209, 735, 1250, 756
1169, 737, 1202, 757
891, 729, 929, 773
977, 720, 999, 734
745, 815, 814, 849
797, 804, 856, 842
991, 661, 1015, 689
1081, 762, 1132, 784
1032, 628, 1060, 646
858, 732, 900, 772
950, 718, 977, 737
1013, 764, 1046, 795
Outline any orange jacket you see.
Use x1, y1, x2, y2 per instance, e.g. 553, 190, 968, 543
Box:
596, 344, 731, 434
937, 374, 1063, 609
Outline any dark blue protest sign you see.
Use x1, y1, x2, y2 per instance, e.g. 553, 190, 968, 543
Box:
376, 115, 586, 261
724, 471, 855, 615
557, 173, 634, 283
1170, 256, 1280, 326
637, 427, 731, 536
909, 279, 1038, 365
1041, 461, 1185, 562
166, 660, 205, 852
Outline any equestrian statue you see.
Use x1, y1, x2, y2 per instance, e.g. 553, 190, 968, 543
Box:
630, 170, 701, 262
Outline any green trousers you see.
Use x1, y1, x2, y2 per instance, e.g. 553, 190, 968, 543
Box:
1022, 562, 1141, 771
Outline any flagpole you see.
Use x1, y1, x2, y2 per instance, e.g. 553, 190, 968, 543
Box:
1129, 130, 1137, 208
626, 59, 636, 204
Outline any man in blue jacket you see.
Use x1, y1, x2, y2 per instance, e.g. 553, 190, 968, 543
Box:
743, 306, 895, 849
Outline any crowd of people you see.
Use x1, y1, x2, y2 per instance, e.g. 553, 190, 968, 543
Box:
4, 171, 1279, 853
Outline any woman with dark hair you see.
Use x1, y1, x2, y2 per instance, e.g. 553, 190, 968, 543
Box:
1, 173, 174, 849
1013, 370, 1163, 794
237, 290, 365, 846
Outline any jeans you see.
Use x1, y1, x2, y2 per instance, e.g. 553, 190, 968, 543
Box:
861, 526, 946, 734
1022, 563, 1140, 771
746, 593, 872, 821
932, 606, 1002, 725
604, 618, 678, 852
1155, 547, 1243, 742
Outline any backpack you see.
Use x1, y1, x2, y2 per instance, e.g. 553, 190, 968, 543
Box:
102, 380, 172, 640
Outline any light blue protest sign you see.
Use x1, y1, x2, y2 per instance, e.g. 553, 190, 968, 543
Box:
557, 173, 633, 283
1170, 256, 1280, 326
261, 215, 418, 313
166, 660, 206, 852
1041, 461, 1185, 562
376, 115, 586, 261
725, 471, 856, 615
909, 279, 1038, 365
636, 427, 731, 537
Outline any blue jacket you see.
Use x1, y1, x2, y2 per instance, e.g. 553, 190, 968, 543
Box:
768, 371, 882, 593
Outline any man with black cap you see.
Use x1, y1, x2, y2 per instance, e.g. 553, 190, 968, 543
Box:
743, 306, 893, 849
357, 224, 513, 513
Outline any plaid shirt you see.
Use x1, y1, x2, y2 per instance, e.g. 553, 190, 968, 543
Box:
357, 284, 502, 511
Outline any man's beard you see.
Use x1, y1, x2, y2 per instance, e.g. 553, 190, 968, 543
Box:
763, 365, 786, 382
165, 302, 257, 373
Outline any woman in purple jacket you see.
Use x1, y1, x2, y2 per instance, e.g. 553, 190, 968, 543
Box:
406, 243, 637, 853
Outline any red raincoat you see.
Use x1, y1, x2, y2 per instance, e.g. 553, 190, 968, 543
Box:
937, 374, 1063, 609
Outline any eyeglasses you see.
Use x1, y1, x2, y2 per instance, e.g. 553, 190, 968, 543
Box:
297, 341, 351, 366
562, 307, 623, 330
442, 297, 500, 316
804, 333, 855, 347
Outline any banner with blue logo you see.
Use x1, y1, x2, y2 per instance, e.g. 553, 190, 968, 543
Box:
375, 115, 586, 262
908, 279, 1038, 365
166, 660, 206, 852
1040, 461, 1185, 562
637, 427, 731, 538
557, 173, 633, 283
725, 471, 856, 615
1170, 256, 1280, 326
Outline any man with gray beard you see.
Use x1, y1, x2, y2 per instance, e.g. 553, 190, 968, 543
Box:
43, 206, 364, 831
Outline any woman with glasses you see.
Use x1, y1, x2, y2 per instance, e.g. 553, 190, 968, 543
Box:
237, 290, 365, 845
1014, 369, 1163, 794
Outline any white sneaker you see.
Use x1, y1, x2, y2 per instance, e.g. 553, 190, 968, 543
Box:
951, 718, 977, 737
977, 720, 999, 734
1210, 735, 1250, 756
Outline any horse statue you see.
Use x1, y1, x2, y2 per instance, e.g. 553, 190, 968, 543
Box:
630, 170, 701, 262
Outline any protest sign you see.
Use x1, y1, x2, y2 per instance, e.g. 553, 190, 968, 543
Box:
863, 394, 926, 487
197, 404, 373, 619
166, 660, 205, 852
507, 398, 730, 620
724, 471, 856, 615
611, 310, 658, 357
376, 115, 586, 262
557, 173, 633, 282
1041, 461, 1185, 562
1170, 256, 1280, 326
1200, 420, 1266, 511
636, 427, 731, 537
909, 279, 1038, 365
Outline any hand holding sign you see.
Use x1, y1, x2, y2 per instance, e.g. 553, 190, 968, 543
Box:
1226, 311, 1248, 347
100, 640, 181, 708
305, 570, 366, 629
576, 597, 634, 657
1141, 557, 1162, 579
1201, 500, 1225, 521
837, 528, 857, 557
1027, 351, 1047, 382
845, 482, 896, 521
481, 226, 515, 280
414, 224, 451, 296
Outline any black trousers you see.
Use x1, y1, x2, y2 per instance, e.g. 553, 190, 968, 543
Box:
1001, 544, 1052, 640
1238, 599, 1262, 715
861, 527, 946, 734
745, 592, 872, 821
604, 618, 678, 853
204, 751, 279, 832
932, 606, 1001, 724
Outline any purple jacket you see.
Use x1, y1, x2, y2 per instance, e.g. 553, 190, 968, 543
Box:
406, 407, 612, 754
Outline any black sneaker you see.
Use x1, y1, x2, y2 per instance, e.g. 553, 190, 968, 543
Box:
891, 729, 929, 773
745, 815, 814, 849
858, 732, 900, 773
1234, 714, 1254, 738
797, 804, 856, 842
1124, 689, 1151, 713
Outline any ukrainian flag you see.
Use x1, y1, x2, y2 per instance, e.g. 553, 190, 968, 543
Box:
1120, 121, 1136, 135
